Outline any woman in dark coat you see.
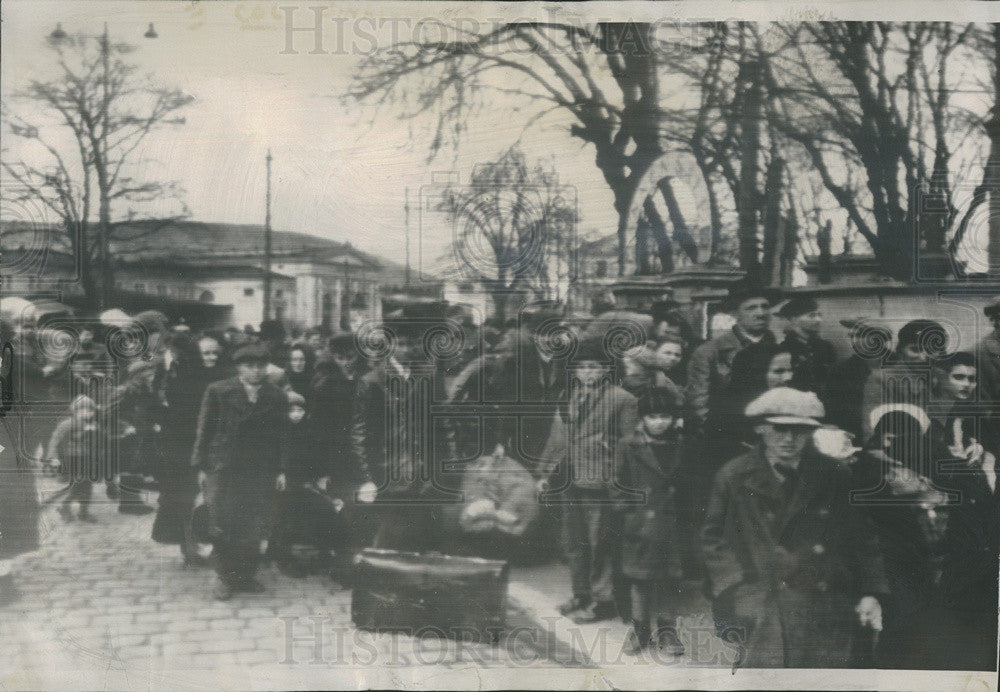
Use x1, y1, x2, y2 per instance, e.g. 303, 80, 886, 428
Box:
153, 334, 231, 563
1, 407, 41, 605
616, 387, 685, 655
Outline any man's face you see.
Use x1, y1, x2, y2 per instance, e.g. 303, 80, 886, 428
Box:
642, 412, 674, 437
766, 353, 794, 389
289, 350, 307, 373
575, 360, 607, 387
655, 341, 683, 370
790, 310, 822, 338
735, 298, 771, 335
755, 422, 812, 464
199, 339, 220, 368
937, 364, 977, 401
237, 360, 267, 386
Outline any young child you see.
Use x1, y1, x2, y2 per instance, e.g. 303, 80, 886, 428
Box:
617, 387, 685, 656
270, 391, 345, 578
47, 395, 101, 522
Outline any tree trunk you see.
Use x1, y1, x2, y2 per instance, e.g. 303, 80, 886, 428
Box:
737, 59, 764, 280
760, 154, 786, 284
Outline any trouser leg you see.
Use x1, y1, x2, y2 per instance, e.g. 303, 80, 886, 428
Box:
563, 496, 593, 603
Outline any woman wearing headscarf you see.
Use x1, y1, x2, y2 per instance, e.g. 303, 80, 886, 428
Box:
286, 344, 314, 397
153, 333, 232, 564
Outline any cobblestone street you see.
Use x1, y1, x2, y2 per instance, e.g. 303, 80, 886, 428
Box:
2, 479, 737, 689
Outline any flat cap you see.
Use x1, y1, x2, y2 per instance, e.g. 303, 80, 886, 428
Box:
744, 387, 824, 427
776, 295, 819, 320
286, 390, 306, 408
232, 343, 269, 364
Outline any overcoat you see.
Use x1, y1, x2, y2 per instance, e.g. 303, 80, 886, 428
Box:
190, 377, 288, 544
701, 447, 887, 668
0, 415, 40, 560
616, 430, 683, 581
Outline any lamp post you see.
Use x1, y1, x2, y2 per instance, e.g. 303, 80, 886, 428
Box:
48, 21, 158, 311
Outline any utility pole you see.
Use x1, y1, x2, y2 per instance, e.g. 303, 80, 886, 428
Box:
263, 149, 273, 323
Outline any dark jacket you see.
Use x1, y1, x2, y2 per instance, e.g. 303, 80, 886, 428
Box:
190, 376, 289, 475
285, 417, 324, 485
309, 359, 369, 487
616, 429, 683, 581
538, 383, 638, 492
781, 330, 836, 394
701, 447, 887, 668
685, 327, 774, 434
823, 354, 874, 441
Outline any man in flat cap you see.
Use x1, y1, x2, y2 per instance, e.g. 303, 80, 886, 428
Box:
192, 343, 289, 600
701, 387, 886, 668
681, 282, 777, 576
777, 296, 835, 394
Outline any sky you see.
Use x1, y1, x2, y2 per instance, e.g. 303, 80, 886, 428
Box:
3, 1, 999, 278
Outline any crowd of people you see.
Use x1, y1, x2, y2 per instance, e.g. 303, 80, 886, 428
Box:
0, 286, 998, 670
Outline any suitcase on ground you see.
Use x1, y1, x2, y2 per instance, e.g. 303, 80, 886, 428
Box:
351, 548, 509, 642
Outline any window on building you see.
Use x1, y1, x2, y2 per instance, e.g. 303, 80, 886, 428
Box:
244, 287, 254, 296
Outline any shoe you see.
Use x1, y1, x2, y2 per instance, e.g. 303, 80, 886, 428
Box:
242, 578, 266, 594
655, 620, 685, 656
570, 600, 617, 624
213, 580, 233, 601
118, 504, 156, 515
623, 621, 652, 655
558, 596, 591, 616
77, 511, 98, 523
58, 505, 74, 522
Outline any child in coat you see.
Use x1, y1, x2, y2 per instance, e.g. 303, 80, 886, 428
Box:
47, 395, 101, 522
617, 387, 685, 656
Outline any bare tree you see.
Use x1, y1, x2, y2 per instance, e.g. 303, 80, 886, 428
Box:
435, 148, 576, 321
350, 22, 676, 277
1, 31, 193, 310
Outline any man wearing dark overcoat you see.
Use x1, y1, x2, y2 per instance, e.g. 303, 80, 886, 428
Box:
191, 344, 288, 601
701, 387, 887, 668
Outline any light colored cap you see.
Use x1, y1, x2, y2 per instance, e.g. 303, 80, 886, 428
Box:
744, 387, 825, 427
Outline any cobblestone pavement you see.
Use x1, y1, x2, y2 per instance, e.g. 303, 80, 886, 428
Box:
1, 481, 584, 689
2, 479, 736, 689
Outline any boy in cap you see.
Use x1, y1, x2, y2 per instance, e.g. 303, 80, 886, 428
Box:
537, 337, 639, 624
701, 387, 886, 668
192, 343, 289, 601
777, 295, 835, 394
617, 387, 685, 656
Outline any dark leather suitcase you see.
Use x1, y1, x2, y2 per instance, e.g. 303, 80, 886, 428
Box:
351, 549, 509, 641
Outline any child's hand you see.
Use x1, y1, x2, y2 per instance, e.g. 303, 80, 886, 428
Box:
122, 425, 137, 437
357, 481, 377, 504
275, 473, 287, 491
316, 476, 330, 491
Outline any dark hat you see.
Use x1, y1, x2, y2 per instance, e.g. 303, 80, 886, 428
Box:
232, 343, 268, 364
572, 337, 611, 364
650, 299, 682, 322
776, 295, 819, 320
638, 386, 683, 417
723, 281, 778, 312
896, 319, 947, 354
984, 297, 1000, 318
328, 333, 356, 354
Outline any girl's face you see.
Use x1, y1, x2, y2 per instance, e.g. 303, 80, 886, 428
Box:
199, 339, 220, 368
288, 405, 306, 424
643, 412, 674, 437
655, 341, 683, 370
289, 350, 307, 373
766, 352, 794, 389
